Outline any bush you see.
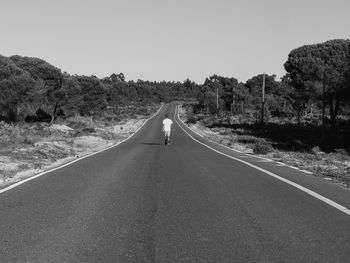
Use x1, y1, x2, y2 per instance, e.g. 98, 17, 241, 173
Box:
253, 140, 273, 154
202, 118, 212, 127
71, 127, 96, 137
113, 116, 122, 122
219, 129, 230, 136
83, 127, 96, 133
232, 128, 245, 135
237, 135, 259, 144
22, 137, 36, 146
310, 146, 322, 155
66, 116, 92, 130
187, 115, 197, 124
195, 113, 205, 121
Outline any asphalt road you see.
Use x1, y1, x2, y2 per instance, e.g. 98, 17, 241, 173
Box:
0, 103, 349, 262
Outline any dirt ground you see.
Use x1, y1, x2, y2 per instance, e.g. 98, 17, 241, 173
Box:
178, 106, 350, 189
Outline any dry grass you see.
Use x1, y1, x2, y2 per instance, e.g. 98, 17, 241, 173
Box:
0, 104, 158, 188
180, 106, 350, 188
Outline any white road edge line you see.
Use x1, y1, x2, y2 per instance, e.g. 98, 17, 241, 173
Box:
177, 106, 313, 173
0, 104, 164, 195
174, 105, 350, 217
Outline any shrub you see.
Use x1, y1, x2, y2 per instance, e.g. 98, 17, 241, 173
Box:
237, 135, 259, 144
187, 115, 197, 124
232, 128, 245, 135
272, 152, 282, 159
219, 129, 230, 136
202, 118, 212, 127
310, 146, 322, 155
66, 116, 92, 130
82, 127, 96, 133
71, 127, 96, 137
22, 137, 36, 146
113, 116, 122, 122
253, 140, 273, 154
195, 113, 205, 121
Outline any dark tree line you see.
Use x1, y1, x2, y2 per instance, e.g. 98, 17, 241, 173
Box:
195, 73, 296, 120
0, 55, 200, 123
194, 39, 350, 130
1, 39, 349, 128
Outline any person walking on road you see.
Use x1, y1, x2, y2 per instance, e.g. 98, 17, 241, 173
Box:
162, 114, 173, 145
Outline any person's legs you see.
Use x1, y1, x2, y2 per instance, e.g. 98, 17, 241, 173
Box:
164, 130, 170, 145
167, 130, 171, 143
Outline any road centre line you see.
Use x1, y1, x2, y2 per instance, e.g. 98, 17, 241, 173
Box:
174, 106, 350, 217
0, 104, 164, 196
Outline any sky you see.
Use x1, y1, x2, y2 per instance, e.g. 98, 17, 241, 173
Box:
1, 0, 349, 84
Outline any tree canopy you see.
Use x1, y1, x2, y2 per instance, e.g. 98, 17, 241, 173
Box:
284, 39, 350, 128
1, 38, 349, 128
0, 55, 200, 122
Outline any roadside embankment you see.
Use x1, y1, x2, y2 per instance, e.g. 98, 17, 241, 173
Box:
0, 106, 159, 189
178, 105, 350, 189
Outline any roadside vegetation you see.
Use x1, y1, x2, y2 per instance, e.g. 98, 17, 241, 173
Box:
1, 38, 350, 188
0, 53, 199, 188
180, 104, 350, 188
178, 39, 350, 188
0, 104, 158, 188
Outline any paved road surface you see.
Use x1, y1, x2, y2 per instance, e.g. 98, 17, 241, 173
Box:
0, 103, 349, 262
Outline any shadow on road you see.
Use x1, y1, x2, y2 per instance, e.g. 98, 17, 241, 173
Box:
141, 142, 163, 146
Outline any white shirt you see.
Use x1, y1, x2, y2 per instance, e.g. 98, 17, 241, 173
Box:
162, 118, 173, 132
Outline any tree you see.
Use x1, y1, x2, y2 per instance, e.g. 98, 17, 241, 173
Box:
232, 83, 250, 115
245, 74, 283, 121
9, 55, 64, 122
104, 73, 126, 83
200, 77, 220, 114
0, 55, 23, 81
61, 76, 83, 116
202, 90, 219, 115
183, 79, 200, 99
0, 55, 40, 121
284, 39, 350, 129
0, 73, 36, 122
76, 76, 107, 115
277, 75, 298, 118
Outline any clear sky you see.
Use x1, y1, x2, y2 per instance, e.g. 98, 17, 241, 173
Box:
1, 0, 349, 84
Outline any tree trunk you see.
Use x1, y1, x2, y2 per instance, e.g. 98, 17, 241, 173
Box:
16, 105, 22, 122
261, 102, 265, 124
297, 104, 301, 125
51, 103, 58, 124
329, 97, 340, 131
321, 81, 326, 142
322, 82, 326, 126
